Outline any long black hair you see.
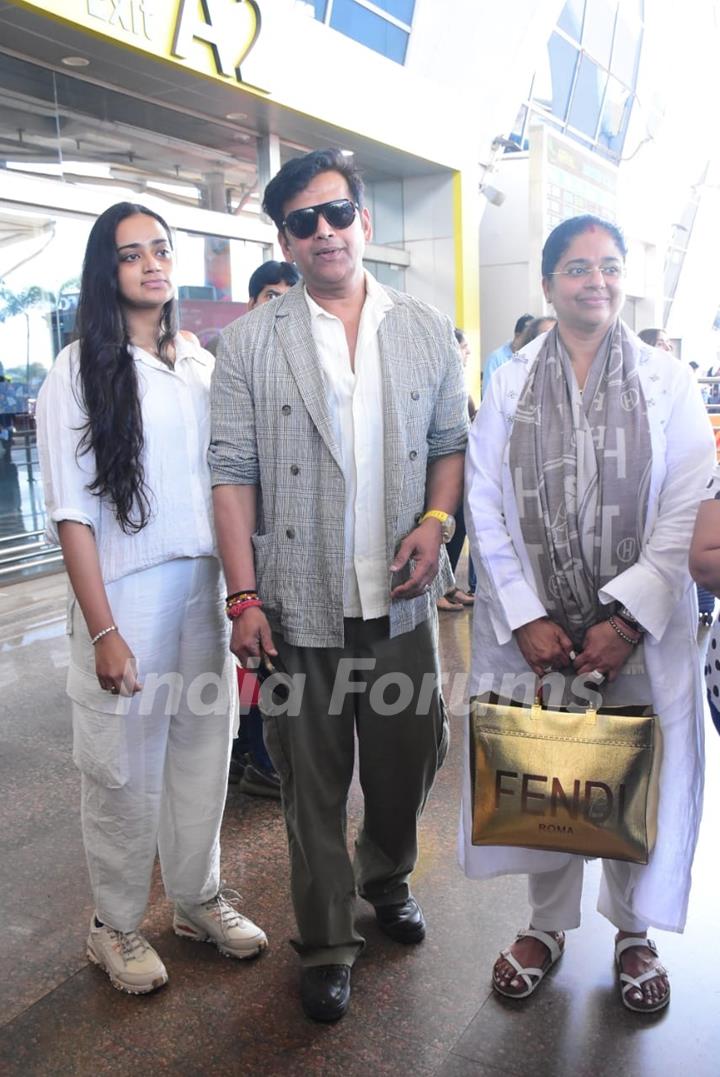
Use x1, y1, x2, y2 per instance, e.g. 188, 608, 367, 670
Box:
74, 202, 177, 533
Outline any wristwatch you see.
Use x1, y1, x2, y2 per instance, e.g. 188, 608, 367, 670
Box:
419, 510, 456, 543
616, 604, 644, 633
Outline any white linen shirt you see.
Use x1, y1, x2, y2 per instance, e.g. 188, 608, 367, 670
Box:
36, 335, 216, 585
305, 272, 393, 618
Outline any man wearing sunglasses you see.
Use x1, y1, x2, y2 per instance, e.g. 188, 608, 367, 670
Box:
210, 148, 467, 1022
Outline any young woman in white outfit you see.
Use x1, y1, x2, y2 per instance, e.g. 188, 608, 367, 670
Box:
36, 202, 267, 994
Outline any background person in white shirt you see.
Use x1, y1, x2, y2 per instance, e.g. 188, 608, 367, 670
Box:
210, 149, 468, 1022
637, 327, 673, 352
36, 202, 267, 997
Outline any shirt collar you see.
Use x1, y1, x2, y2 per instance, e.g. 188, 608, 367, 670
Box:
132, 333, 211, 371
303, 270, 394, 321
175, 332, 211, 367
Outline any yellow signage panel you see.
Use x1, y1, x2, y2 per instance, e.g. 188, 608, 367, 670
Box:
17, 0, 264, 89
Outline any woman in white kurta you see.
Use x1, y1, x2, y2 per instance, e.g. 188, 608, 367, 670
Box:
460, 215, 713, 1013
36, 202, 267, 996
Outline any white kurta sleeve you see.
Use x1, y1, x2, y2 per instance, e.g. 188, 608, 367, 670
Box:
599, 366, 715, 641
466, 370, 547, 645
36, 347, 101, 543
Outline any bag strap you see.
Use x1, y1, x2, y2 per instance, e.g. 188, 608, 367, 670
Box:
472, 681, 599, 725
532, 679, 598, 725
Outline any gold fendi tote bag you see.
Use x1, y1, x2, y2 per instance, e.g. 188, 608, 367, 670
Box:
470, 694, 662, 864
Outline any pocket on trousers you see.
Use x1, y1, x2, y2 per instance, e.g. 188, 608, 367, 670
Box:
67, 663, 131, 788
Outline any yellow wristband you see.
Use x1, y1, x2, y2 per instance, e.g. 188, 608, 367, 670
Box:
420, 510, 450, 525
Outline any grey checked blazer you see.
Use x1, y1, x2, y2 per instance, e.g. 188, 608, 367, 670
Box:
209, 282, 468, 647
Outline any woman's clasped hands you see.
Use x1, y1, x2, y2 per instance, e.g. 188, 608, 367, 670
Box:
515, 616, 637, 683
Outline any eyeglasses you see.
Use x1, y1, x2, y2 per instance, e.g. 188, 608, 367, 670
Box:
281, 198, 359, 239
549, 262, 625, 280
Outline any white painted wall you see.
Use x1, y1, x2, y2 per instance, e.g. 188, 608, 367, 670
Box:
667, 180, 720, 370
402, 173, 455, 318
478, 157, 533, 356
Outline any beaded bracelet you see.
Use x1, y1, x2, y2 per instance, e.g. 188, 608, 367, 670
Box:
225, 590, 259, 609
225, 595, 258, 615
91, 624, 117, 646
226, 597, 264, 621
608, 615, 640, 646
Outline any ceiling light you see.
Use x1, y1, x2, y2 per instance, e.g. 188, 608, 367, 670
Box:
233, 133, 251, 142
61, 56, 90, 67
340, 149, 354, 157
225, 111, 248, 121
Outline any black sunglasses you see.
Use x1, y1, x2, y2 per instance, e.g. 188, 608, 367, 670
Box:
281, 198, 359, 239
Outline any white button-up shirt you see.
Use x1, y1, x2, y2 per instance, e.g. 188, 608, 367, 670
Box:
305, 272, 393, 618
36, 335, 216, 585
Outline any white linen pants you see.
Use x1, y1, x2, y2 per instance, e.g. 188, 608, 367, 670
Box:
67, 557, 234, 932
530, 857, 648, 934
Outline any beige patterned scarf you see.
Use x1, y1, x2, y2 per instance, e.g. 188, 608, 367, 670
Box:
508, 320, 652, 648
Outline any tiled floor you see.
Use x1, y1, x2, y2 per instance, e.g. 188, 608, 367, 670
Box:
1, 572, 719, 1076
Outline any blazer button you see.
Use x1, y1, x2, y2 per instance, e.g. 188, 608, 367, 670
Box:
290, 464, 300, 475
281, 404, 291, 415
411, 390, 420, 400
286, 527, 295, 539
409, 450, 418, 460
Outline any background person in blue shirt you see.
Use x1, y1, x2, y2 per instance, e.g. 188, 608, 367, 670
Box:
483, 312, 534, 386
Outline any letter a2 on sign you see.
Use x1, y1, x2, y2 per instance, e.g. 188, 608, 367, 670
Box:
172, 0, 261, 81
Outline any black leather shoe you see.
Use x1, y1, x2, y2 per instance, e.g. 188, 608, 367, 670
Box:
300, 964, 351, 1022
374, 896, 426, 944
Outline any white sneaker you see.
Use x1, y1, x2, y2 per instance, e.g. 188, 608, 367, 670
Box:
86, 916, 168, 994
173, 888, 268, 959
